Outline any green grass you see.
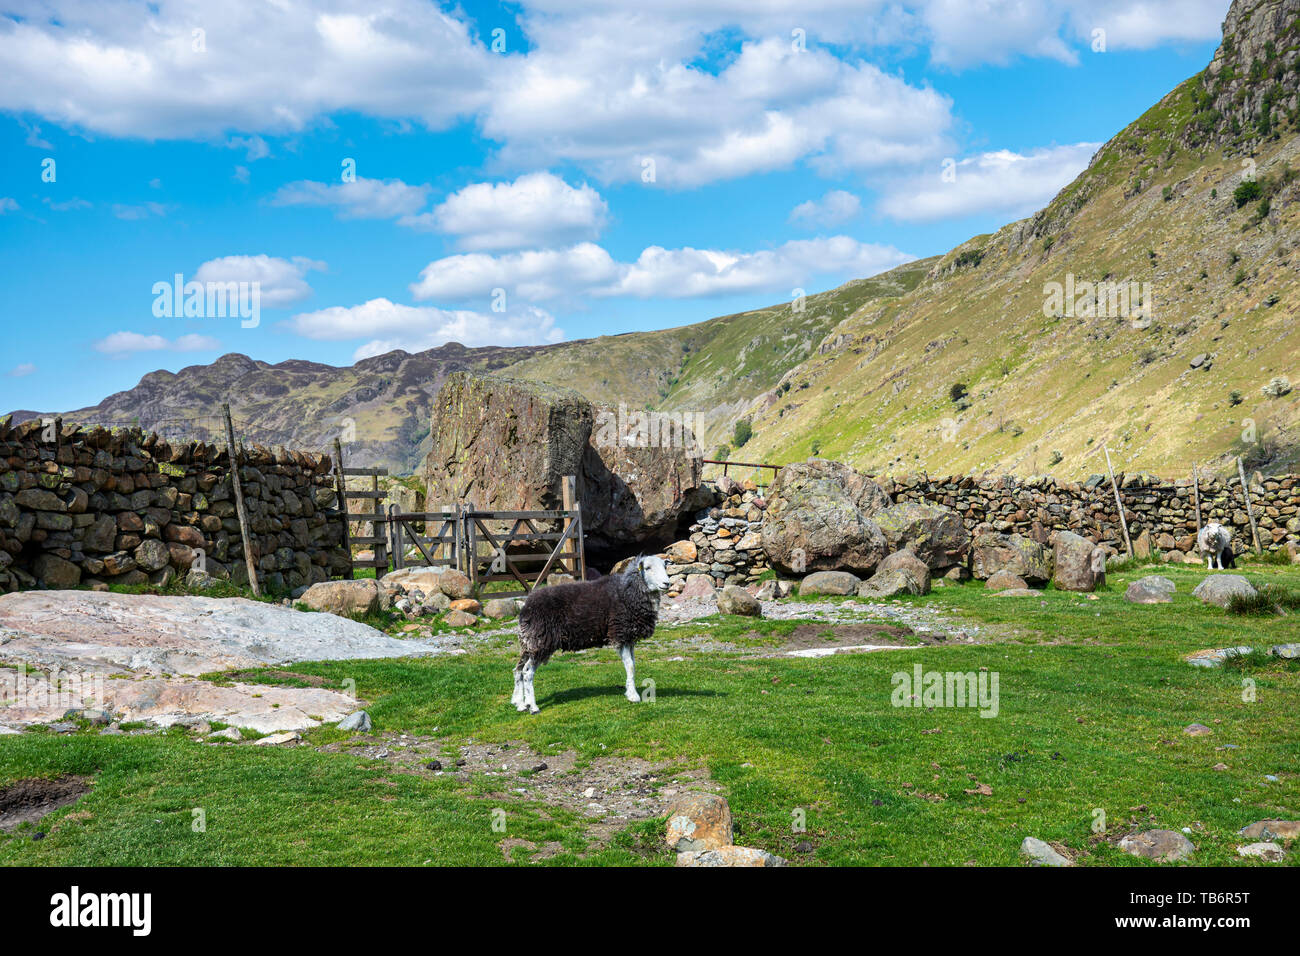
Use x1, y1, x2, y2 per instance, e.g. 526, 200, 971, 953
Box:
3, 564, 1298, 866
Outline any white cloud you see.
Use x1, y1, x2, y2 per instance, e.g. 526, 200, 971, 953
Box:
0, 1, 491, 139
271, 177, 431, 220
284, 298, 564, 359
192, 255, 326, 308
790, 190, 862, 228
42, 197, 92, 211
410, 237, 912, 302
413, 172, 609, 250
227, 135, 270, 160
482, 35, 955, 185
0, 198, 20, 214
112, 202, 168, 220
93, 331, 222, 358
876, 143, 1099, 222
410, 243, 622, 303
8, 362, 37, 377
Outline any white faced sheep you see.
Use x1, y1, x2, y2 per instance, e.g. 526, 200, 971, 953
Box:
512, 556, 672, 714
1197, 521, 1236, 570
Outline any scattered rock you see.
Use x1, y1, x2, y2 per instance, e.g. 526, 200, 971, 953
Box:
665, 792, 734, 853
1236, 842, 1285, 862
208, 727, 242, 741
254, 732, 302, 746
676, 846, 787, 867
1268, 643, 1300, 660
1125, 575, 1176, 604
986, 569, 1028, 591
716, 585, 761, 616
876, 550, 932, 594
1020, 836, 1073, 867
1184, 723, 1212, 736
444, 609, 478, 627
1185, 646, 1255, 667
298, 579, 384, 617
337, 710, 372, 732
1192, 574, 1256, 607
483, 598, 520, 620
799, 570, 862, 596
856, 567, 925, 599
1118, 829, 1195, 862
994, 588, 1039, 597
1238, 820, 1300, 842
1053, 531, 1106, 592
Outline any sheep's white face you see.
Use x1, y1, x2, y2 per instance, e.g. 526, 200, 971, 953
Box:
640, 556, 672, 591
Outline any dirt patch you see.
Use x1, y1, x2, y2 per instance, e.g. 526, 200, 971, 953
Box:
317, 733, 720, 860
0, 775, 92, 831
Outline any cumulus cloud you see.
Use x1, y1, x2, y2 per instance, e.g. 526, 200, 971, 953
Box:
409, 172, 609, 250
93, 331, 222, 358
192, 255, 326, 308
790, 190, 862, 228
284, 298, 564, 359
876, 143, 1099, 222
112, 202, 168, 220
8, 362, 37, 377
410, 243, 623, 303
270, 177, 430, 220
410, 237, 912, 302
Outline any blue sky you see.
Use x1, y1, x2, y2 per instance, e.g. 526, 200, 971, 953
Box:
0, 0, 1227, 414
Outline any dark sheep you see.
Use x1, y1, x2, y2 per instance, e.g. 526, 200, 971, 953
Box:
512, 556, 671, 713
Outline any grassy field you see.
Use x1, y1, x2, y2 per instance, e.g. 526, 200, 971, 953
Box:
1, 562, 1297, 866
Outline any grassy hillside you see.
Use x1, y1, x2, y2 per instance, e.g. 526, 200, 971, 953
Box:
741, 30, 1300, 480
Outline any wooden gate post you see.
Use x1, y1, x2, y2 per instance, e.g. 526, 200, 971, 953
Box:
1103, 445, 1133, 558
561, 474, 585, 578
333, 438, 353, 579
1237, 456, 1262, 554
389, 502, 402, 571
223, 404, 261, 598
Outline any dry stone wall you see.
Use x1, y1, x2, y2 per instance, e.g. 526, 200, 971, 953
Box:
882, 471, 1300, 560
0, 417, 350, 594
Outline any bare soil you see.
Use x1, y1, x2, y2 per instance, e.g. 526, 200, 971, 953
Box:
0, 775, 92, 831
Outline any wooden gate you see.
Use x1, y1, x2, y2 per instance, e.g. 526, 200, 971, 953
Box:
332, 443, 389, 578
386, 476, 584, 599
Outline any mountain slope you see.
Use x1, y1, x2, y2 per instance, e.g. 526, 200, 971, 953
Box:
739, 0, 1300, 479
33, 260, 932, 472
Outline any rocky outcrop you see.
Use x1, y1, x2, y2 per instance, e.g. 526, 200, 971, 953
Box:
761, 459, 891, 575
422, 372, 710, 552
873, 501, 969, 570
0, 590, 438, 733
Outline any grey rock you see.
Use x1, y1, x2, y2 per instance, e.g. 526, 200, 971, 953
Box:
1192, 574, 1256, 607
1021, 836, 1072, 867
1118, 829, 1195, 862
799, 570, 862, 596
716, 585, 761, 616
337, 710, 372, 732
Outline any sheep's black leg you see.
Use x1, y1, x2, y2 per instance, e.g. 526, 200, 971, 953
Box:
619, 644, 639, 703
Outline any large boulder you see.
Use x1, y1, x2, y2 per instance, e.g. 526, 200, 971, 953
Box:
799, 570, 862, 596
876, 550, 932, 594
1192, 574, 1257, 607
716, 585, 761, 616
1125, 575, 1176, 604
299, 580, 386, 617
665, 793, 734, 853
856, 567, 925, 599
971, 528, 1053, 584
761, 459, 891, 575
1053, 531, 1106, 592
873, 501, 969, 570
422, 372, 710, 552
